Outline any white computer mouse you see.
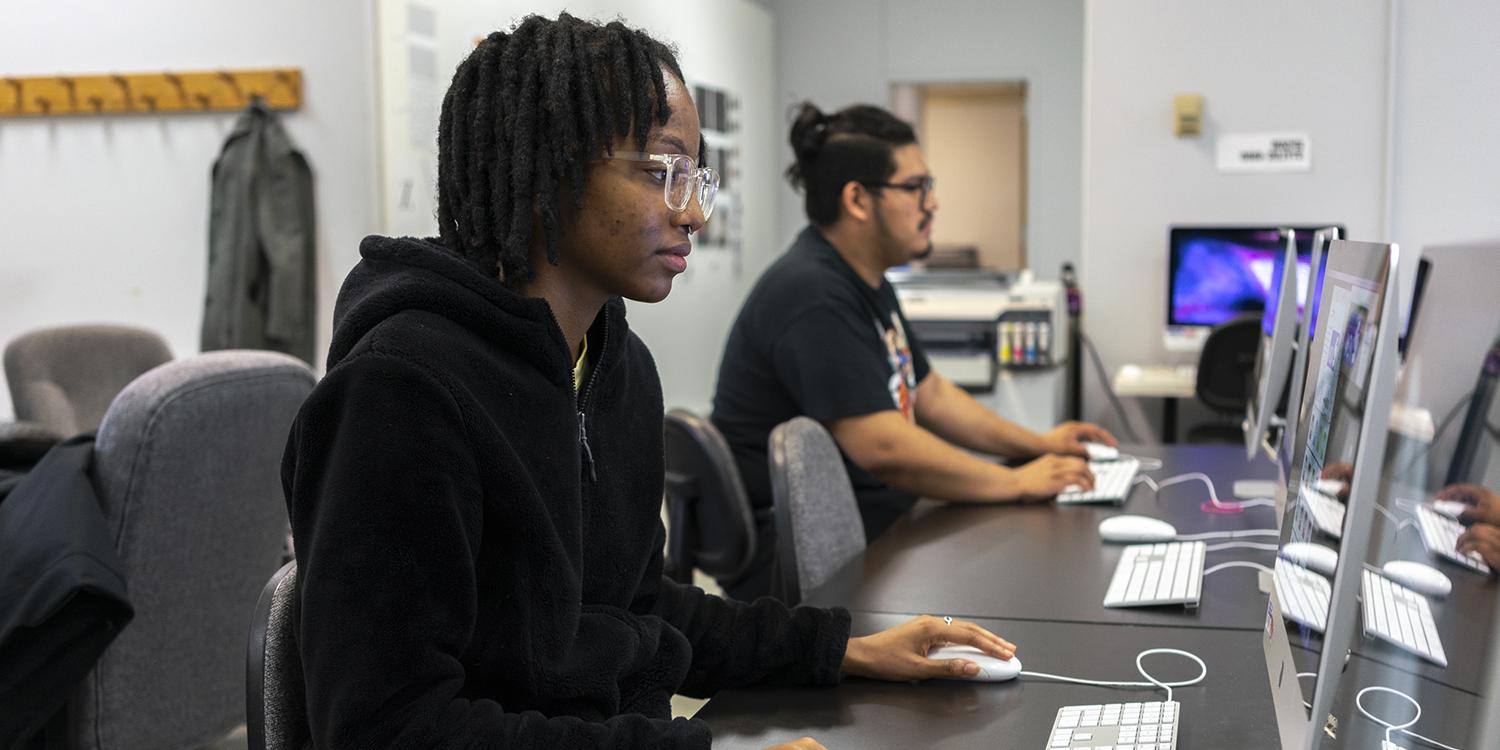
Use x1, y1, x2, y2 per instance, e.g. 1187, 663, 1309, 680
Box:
1098, 515, 1178, 544
1430, 500, 1468, 520
926, 645, 1023, 682
1280, 542, 1338, 577
1382, 560, 1452, 598
1083, 442, 1120, 462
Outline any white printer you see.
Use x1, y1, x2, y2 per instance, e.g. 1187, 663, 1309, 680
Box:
889, 269, 1068, 433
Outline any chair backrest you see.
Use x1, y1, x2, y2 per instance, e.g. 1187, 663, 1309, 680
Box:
4, 324, 173, 435
662, 409, 757, 582
248, 561, 309, 750
769, 417, 866, 606
68, 350, 314, 750
1195, 314, 1262, 413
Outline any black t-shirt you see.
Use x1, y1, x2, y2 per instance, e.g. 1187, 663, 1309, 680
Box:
711, 226, 931, 596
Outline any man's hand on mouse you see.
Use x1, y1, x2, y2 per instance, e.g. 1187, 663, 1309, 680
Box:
1037, 421, 1118, 457
841, 615, 1016, 682
1437, 482, 1500, 527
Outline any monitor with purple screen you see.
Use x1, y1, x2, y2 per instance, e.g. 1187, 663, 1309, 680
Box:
1167, 226, 1343, 329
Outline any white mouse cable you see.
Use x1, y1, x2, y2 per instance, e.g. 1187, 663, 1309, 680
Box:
1174, 529, 1281, 540
1298, 675, 1462, 750
1356, 685, 1464, 750
1135, 472, 1276, 511
1018, 648, 1207, 703
1202, 560, 1274, 577
1205, 541, 1281, 552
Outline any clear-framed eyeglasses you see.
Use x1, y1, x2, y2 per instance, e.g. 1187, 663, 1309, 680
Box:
606, 152, 720, 221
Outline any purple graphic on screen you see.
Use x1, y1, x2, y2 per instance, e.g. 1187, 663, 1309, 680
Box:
1167, 227, 1332, 329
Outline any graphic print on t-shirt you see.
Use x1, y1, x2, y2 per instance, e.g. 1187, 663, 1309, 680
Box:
876, 311, 919, 420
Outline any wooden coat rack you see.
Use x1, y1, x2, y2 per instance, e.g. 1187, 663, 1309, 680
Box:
0, 67, 302, 117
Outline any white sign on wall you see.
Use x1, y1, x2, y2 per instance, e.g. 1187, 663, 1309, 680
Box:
1216, 132, 1312, 173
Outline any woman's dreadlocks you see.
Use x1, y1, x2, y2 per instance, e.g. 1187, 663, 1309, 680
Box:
437, 13, 685, 286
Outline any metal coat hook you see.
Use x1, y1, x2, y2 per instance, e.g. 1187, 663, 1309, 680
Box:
275, 70, 299, 99
218, 71, 244, 103
112, 74, 132, 108
163, 72, 187, 107
59, 77, 78, 110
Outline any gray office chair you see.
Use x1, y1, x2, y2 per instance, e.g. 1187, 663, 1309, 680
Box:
663, 409, 757, 584
54, 350, 314, 749
4, 323, 173, 437
248, 561, 309, 750
769, 416, 867, 606
1190, 314, 1261, 444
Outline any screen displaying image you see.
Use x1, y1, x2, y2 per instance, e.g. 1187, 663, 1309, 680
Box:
1168, 226, 1340, 328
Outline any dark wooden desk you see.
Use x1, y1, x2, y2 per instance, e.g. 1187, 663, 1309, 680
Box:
1354, 492, 1500, 695
702, 612, 1277, 749
805, 444, 1281, 630
699, 612, 1483, 749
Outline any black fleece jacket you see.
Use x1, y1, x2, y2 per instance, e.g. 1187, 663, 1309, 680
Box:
281, 236, 852, 748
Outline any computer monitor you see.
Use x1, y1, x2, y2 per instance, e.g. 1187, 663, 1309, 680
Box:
1262, 239, 1407, 750
1167, 225, 1342, 329
1446, 336, 1500, 487
1271, 229, 1337, 509
1246, 229, 1307, 461
1379, 240, 1500, 487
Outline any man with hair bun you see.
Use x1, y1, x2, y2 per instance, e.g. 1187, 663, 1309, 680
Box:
711, 102, 1116, 602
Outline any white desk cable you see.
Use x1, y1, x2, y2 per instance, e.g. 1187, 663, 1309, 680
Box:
1373, 503, 1416, 534
1019, 648, 1207, 704
1356, 684, 1464, 750
1202, 560, 1274, 577
1175, 529, 1280, 541
1135, 472, 1276, 511
1205, 541, 1281, 552
1299, 674, 1466, 750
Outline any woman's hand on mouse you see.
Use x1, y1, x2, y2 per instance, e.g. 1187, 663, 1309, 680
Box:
840, 615, 1015, 682
1438, 483, 1500, 526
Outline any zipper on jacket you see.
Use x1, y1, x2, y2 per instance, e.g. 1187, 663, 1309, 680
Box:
577, 410, 597, 483
575, 309, 610, 484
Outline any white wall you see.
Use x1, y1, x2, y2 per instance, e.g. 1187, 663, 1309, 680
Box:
1390, 0, 1500, 249
1079, 0, 1500, 438
769, 0, 1086, 278
1080, 0, 1389, 436
0, 0, 379, 420
375, 0, 778, 415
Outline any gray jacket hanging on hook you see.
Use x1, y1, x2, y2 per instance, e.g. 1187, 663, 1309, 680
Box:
201, 96, 316, 364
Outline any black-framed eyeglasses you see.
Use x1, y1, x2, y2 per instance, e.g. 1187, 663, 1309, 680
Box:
862, 175, 935, 201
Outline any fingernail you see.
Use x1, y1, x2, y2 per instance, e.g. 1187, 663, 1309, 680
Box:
965, 663, 980, 675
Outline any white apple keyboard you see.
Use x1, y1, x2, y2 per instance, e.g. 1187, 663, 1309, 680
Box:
1360, 569, 1447, 667
1058, 458, 1140, 505
1415, 504, 1491, 574
1103, 541, 1205, 608
1274, 559, 1331, 633
1300, 488, 1345, 539
1046, 701, 1179, 749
